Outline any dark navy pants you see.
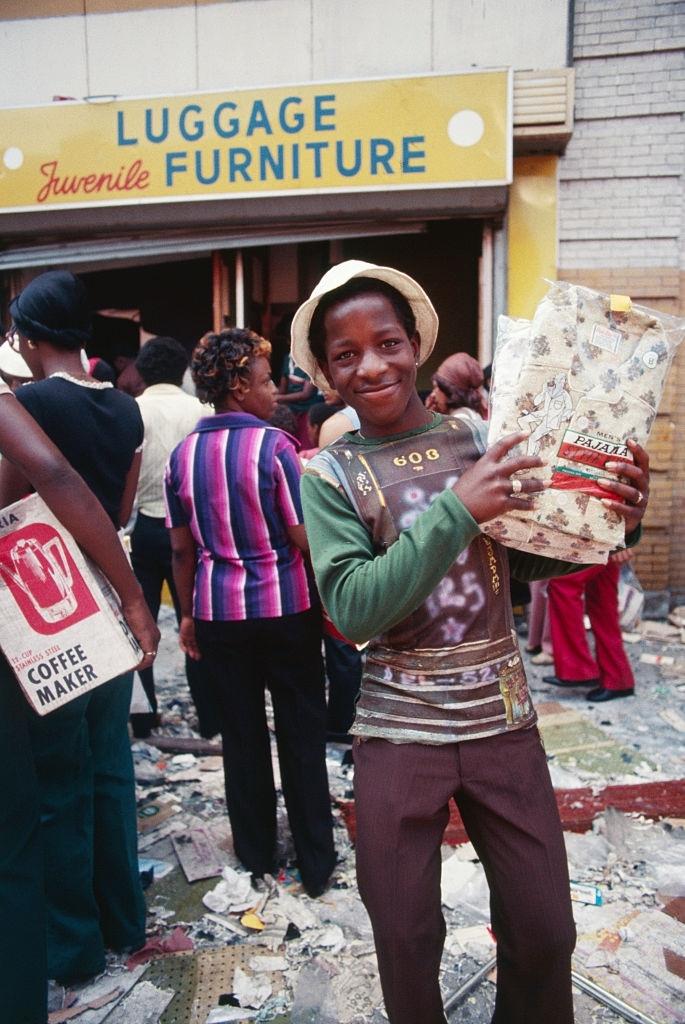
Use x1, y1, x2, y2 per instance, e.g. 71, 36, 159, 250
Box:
0, 656, 46, 1024
131, 512, 220, 738
323, 633, 362, 741
28, 673, 145, 983
195, 608, 336, 895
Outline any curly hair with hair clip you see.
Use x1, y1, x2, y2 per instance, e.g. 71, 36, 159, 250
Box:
191, 327, 272, 405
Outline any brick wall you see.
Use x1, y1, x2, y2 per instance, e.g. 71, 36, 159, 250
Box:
558, 0, 685, 599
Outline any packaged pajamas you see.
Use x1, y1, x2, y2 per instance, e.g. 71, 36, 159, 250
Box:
485, 282, 684, 562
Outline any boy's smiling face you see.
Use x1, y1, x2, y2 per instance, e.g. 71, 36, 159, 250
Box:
317, 291, 429, 438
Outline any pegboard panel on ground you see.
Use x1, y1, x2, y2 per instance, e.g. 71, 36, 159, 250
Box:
145, 946, 285, 1024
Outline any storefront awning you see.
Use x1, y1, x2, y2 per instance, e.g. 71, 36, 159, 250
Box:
0, 179, 508, 271
0, 219, 432, 271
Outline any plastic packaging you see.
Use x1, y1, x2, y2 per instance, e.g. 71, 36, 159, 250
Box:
618, 562, 645, 631
484, 281, 685, 562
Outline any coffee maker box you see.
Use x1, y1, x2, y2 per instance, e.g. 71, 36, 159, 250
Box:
0, 492, 142, 715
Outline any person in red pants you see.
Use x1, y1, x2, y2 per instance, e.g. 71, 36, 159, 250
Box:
545, 550, 635, 702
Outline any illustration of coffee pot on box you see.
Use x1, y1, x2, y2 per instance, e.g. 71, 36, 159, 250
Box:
0, 535, 78, 625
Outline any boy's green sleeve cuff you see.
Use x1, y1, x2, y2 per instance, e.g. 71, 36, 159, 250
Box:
439, 487, 481, 537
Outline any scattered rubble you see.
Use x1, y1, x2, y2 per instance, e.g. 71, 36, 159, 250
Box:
47, 606, 685, 1024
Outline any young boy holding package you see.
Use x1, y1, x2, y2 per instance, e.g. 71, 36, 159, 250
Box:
292, 261, 650, 1024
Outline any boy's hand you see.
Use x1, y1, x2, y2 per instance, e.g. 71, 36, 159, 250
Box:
595, 438, 650, 537
452, 431, 546, 524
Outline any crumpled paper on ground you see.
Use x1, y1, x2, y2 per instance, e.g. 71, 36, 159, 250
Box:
440, 854, 489, 920
232, 965, 271, 1009
202, 865, 254, 914
205, 1009, 258, 1023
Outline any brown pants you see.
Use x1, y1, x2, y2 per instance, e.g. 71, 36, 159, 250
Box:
353, 727, 576, 1024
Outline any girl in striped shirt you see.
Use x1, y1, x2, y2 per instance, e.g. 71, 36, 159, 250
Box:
164, 328, 335, 897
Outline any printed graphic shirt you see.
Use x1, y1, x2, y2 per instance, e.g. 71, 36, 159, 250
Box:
302, 414, 584, 745
164, 411, 312, 621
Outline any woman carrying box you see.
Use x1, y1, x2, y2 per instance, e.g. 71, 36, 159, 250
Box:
0, 369, 157, 1024
0, 270, 153, 996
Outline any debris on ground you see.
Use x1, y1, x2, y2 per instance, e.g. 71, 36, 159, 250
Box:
54, 605, 685, 1024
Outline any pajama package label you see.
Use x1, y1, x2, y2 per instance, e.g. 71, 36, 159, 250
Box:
0, 493, 141, 715
590, 322, 624, 355
557, 430, 631, 467
551, 430, 633, 498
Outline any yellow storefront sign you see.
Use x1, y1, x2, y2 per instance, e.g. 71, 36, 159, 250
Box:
0, 71, 511, 213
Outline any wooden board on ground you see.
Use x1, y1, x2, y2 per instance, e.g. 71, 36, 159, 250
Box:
145, 947, 283, 1024
574, 905, 685, 1024
172, 827, 223, 883
147, 737, 223, 757
338, 779, 685, 845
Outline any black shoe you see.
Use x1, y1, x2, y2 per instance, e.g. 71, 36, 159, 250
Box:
587, 686, 634, 702
130, 711, 161, 739
525, 645, 543, 656
304, 879, 329, 899
543, 675, 599, 688
303, 863, 338, 899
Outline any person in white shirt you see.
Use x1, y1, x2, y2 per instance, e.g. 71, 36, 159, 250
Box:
130, 337, 215, 737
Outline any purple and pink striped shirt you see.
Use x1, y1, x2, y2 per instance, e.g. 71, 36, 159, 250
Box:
164, 412, 312, 621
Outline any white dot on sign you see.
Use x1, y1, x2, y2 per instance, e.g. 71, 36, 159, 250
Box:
643, 351, 658, 368
447, 110, 485, 148
3, 147, 24, 170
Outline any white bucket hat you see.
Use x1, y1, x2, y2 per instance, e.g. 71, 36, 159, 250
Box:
290, 260, 439, 391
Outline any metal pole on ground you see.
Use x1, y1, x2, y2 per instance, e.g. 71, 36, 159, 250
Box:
571, 970, 662, 1024
444, 957, 497, 1017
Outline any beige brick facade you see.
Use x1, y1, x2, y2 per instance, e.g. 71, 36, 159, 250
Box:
558, 0, 685, 600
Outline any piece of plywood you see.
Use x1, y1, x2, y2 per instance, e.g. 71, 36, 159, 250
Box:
172, 828, 223, 883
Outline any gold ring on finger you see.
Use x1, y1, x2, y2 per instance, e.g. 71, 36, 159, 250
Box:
511, 478, 523, 495
634, 491, 643, 506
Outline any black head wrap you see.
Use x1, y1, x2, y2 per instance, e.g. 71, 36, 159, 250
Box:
9, 270, 92, 350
